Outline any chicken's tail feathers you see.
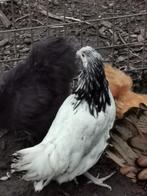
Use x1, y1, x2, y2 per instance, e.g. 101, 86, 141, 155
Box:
11, 144, 54, 191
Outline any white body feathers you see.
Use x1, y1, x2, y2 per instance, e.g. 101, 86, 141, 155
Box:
12, 90, 115, 191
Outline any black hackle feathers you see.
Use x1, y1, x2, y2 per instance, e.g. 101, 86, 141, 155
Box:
73, 57, 111, 117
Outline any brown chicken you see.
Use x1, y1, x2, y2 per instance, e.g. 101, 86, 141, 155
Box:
104, 64, 147, 119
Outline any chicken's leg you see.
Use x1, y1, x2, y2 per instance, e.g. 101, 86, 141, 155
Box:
84, 171, 115, 190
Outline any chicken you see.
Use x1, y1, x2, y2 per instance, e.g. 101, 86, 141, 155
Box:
104, 64, 147, 119
11, 46, 116, 192
0, 37, 79, 141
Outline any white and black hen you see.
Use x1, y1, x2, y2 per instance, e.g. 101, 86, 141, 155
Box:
0, 37, 79, 141
11, 46, 116, 191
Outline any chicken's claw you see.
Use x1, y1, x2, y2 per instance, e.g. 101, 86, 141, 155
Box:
84, 171, 115, 190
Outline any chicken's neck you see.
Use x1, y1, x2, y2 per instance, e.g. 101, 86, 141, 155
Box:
73, 60, 111, 117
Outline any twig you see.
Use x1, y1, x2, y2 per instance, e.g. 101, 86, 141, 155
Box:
15, 14, 44, 25
0, 10, 11, 27
117, 32, 126, 45
32, 19, 44, 25
36, 4, 92, 26
15, 14, 29, 22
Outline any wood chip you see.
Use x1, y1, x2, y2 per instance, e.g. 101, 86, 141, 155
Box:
130, 135, 147, 152
137, 155, 147, 167
120, 165, 137, 175
111, 133, 138, 165
138, 168, 147, 180
106, 150, 125, 167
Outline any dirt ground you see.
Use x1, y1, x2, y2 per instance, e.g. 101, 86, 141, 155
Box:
0, 130, 147, 196
0, 0, 147, 196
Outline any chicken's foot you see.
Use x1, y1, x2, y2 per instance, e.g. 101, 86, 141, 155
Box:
84, 171, 115, 190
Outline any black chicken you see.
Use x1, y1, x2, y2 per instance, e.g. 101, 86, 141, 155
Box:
0, 37, 79, 142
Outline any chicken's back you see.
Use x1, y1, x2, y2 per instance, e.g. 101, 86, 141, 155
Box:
116, 91, 147, 118
104, 64, 147, 118
104, 64, 132, 98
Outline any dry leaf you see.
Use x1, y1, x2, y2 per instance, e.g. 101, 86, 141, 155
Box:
116, 56, 127, 63
99, 26, 106, 34
100, 20, 112, 28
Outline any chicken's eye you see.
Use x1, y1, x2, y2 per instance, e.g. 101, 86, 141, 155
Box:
82, 53, 85, 58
